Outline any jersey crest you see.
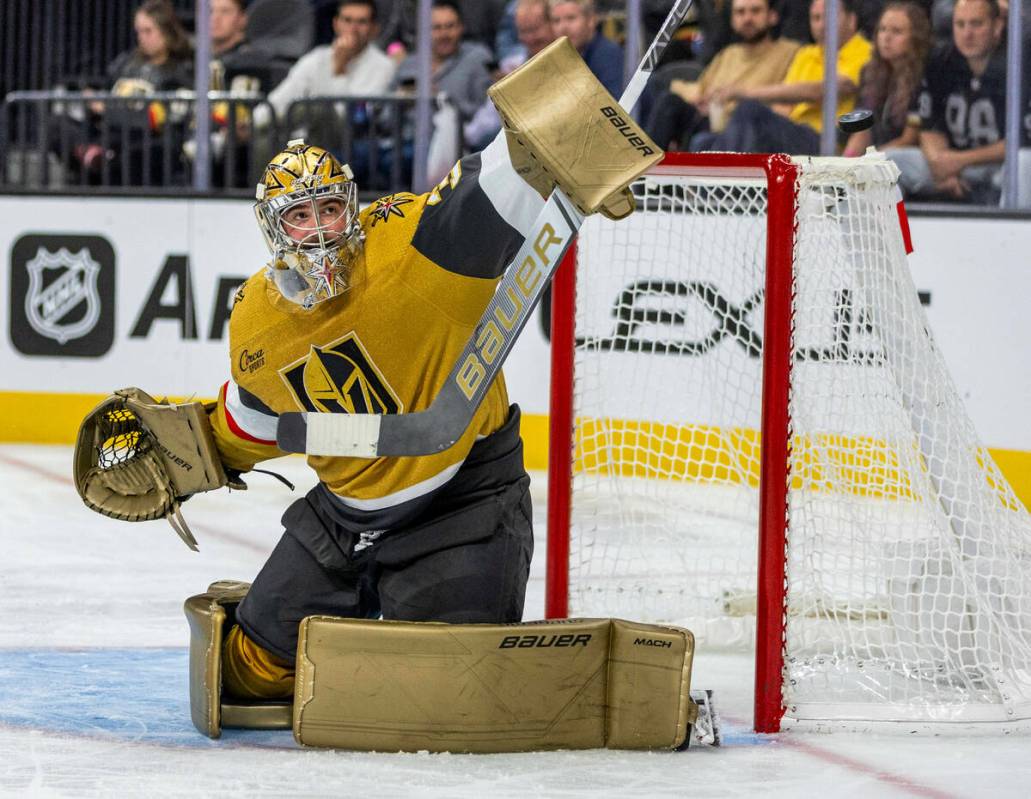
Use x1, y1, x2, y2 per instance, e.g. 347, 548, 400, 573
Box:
279, 332, 402, 415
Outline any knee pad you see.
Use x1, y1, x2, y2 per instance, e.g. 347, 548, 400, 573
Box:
183, 580, 293, 738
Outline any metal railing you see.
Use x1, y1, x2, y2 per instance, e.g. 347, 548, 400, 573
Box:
1, 91, 420, 197
0, 0, 194, 99
279, 96, 416, 195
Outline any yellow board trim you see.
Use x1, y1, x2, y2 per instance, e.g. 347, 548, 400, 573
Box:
6, 392, 1031, 513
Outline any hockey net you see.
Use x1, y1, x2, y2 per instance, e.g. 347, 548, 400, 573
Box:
545, 152, 1031, 733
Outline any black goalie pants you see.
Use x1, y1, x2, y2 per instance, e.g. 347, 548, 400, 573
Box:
236, 407, 534, 661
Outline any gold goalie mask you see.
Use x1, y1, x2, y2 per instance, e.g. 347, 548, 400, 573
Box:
254, 140, 363, 309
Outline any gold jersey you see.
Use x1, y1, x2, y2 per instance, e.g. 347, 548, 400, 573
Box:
210, 136, 545, 526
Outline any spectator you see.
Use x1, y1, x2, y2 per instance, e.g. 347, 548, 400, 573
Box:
59, 0, 193, 182
392, 0, 493, 124
210, 0, 249, 59
214, 0, 315, 94
843, 1, 931, 155
209, 0, 261, 92
645, 0, 800, 151
886, 0, 1007, 202
465, 0, 557, 151
204, 0, 268, 187
549, 0, 623, 97
376, 0, 509, 55
104, 0, 193, 94
703, 0, 872, 155
262, 0, 396, 126
514, 0, 558, 57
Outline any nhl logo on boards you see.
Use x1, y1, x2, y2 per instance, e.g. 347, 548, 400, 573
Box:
26, 248, 100, 344
9, 234, 116, 357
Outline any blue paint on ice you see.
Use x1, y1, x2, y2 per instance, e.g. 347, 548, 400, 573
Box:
0, 648, 768, 750
0, 648, 296, 749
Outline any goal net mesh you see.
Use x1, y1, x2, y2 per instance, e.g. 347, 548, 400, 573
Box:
564, 156, 1031, 726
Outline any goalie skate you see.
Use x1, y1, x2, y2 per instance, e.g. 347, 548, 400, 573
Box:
686, 689, 721, 748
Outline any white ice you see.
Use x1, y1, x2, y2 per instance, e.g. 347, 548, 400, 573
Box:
2, 444, 1029, 798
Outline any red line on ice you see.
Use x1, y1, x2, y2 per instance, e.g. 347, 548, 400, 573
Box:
784, 737, 957, 799
722, 712, 957, 799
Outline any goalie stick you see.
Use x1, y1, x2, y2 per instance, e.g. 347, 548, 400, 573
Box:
276, 0, 694, 457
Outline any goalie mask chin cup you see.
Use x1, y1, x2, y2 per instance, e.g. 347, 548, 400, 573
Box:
254, 140, 364, 309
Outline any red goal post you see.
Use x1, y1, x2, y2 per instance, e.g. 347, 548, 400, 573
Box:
545, 152, 1031, 735
546, 153, 797, 733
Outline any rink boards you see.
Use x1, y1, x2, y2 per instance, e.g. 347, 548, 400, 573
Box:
0, 193, 1029, 504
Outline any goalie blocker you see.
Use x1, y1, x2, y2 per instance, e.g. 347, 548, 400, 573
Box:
185, 582, 717, 751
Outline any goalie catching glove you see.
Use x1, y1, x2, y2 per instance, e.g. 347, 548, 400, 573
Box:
73, 388, 238, 550
489, 36, 662, 220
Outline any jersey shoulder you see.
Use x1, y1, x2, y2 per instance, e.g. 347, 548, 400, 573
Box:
359, 191, 427, 269
361, 191, 424, 232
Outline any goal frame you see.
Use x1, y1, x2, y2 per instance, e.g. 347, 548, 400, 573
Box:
544, 152, 801, 734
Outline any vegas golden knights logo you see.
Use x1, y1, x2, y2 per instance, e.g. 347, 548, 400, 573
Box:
280, 333, 401, 415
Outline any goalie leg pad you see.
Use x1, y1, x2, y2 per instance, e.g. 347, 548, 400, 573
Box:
292, 617, 696, 752
488, 37, 662, 218
184, 581, 293, 738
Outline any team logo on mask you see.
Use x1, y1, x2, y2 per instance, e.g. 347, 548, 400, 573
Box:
280, 332, 402, 415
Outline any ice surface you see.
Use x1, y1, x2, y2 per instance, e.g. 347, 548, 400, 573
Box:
1, 444, 1028, 798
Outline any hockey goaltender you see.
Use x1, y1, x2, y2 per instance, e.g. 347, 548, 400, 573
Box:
73, 37, 717, 752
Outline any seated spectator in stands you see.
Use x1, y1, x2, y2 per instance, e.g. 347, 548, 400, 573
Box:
356, 1, 491, 188
209, 0, 262, 92
702, 0, 872, 154
104, 0, 194, 96
465, 0, 557, 151
645, 0, 800, 151
60, 0, 193, 182
842, 1, 931, 155
549, 0, 623, 96
392, 0, 493, 124
210, 0, 249, 59
204, 0, 267, 187
376, 0, 508, 60
262, 0, 396, 127
886, 0, 1008, 203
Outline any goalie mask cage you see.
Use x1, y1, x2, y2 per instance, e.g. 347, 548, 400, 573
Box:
545, 152, 1031, 734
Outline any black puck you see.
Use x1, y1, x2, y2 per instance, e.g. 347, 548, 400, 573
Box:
838, 109, 874, 134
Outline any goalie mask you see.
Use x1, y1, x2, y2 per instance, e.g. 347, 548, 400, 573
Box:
255, 140, 363, 309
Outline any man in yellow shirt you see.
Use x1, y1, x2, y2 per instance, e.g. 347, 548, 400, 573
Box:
645, 0, 800, 151
702, 0, 872, 154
